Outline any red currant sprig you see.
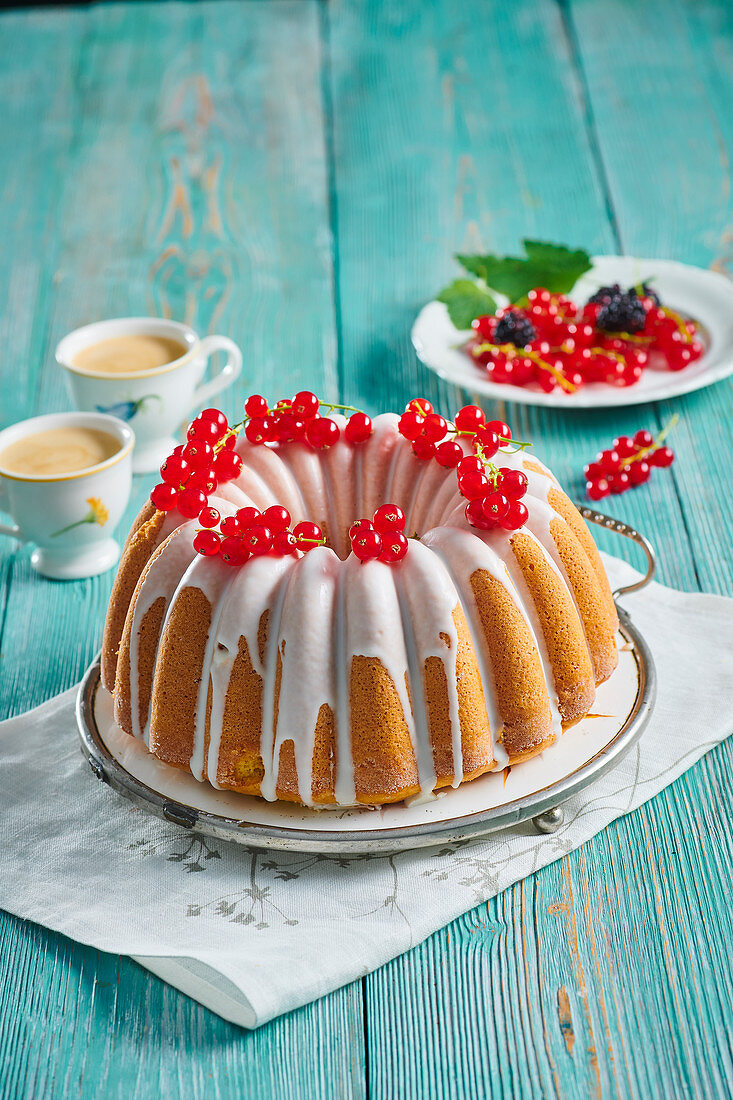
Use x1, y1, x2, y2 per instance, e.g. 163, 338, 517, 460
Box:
458, 443, 530, 533
192, 505, 327, 565
239, 392, 373, 451
584, 415, 678, 500
349, 504, 409, 564
397, 400, 530, 463
150, 409, 243, 514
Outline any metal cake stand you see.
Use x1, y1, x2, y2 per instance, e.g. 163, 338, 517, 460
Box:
76, 508, 656, 854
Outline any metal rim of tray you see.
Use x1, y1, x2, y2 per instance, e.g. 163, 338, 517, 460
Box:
76, 507, 657, 853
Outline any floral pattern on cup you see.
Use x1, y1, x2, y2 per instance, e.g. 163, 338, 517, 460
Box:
95, 395, 162, 422
51, 496, 110, 539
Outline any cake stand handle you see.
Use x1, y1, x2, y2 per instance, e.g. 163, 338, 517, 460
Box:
577, 506, 656, 600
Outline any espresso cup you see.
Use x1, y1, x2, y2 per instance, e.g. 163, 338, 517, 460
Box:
0, 412, 134, 580
56, 317, 242, 474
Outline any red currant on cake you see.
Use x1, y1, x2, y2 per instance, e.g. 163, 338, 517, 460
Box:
198, 506, 221, 528
150, 483, 179, 511
378, 532, 408, 563
193, 530, 221, 556
305, 416, 340, 449
351, 527, 383, 562
373, 504, 406, 533
344, 412, 373, 444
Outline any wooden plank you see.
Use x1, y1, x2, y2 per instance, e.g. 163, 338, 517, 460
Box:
326, 0, 733, 1097
0, 912, 365, 1100
565, 0, 733, 596
0, 4, 364, 1097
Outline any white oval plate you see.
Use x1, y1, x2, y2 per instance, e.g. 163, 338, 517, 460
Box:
412, 256, 733, 408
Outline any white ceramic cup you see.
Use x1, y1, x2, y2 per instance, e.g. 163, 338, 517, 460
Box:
56, 317, 242, 474
0, 412, 134, 580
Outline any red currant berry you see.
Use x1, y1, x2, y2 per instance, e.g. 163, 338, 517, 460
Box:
500, 499, 529, 531
398, 410, 425, 441
474, 427, 500, 457
422, 413, 447, 443
496, 468, 528, 499
177, 487, 208, 518
633, 429, 654, 449
244, 525, 274, 555
465, 499, 493, 530
245, 395, 269, 418
274, 412, 304, 443
150, 483, 179, 511
160, 454, 190, 486
435, 440, 463, 468
586, 478, 610, 501
351, 529, 383, 562
481, 491, 510, 523
608, 471, 631, 494
172, 444, 184, 456
454, 405, 485, 433
262, 505, 291, 532
187, 465, 218, 494
583, 462, 603, 481
200, 409, 228, 432
598, 449, 621, 474
236, 507, 260, 527
344, 412, 373, 444
220, 515, 244, 537
272, 530, 297, 556
193, 530, 221, 556
613, 435, 637, 459
293, 521, 324, 544
485, 420, 511, 441
305, 416, 340, 449
457, 455, 483, 478
379, 532, 409, 563
458, 469, 490, 501
373, 504, 406, 533
213, 449, 243, 482
650, 446, 674, 468
188, 417, 223, 444
292, 390, 320, 420
405, 398, 433, 417
182, 440, 214, 467
198, 507, 221, 528
412, 437, 436, 460
628, 460, 651, 486
220, 537, 249, 566
349, 519, 373, 539
245, 417, 274, 445
471, 315, 496, 341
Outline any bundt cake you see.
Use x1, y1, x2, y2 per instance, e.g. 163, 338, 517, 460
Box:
101, 399, 618, 808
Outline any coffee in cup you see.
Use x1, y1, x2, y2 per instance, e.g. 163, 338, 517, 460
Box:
72, 334, 188, 376
0, 426, 121, 478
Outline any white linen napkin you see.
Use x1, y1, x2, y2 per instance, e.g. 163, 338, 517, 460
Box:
1, 556, 731, 1029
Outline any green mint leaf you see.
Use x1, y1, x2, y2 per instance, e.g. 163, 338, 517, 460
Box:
455, 241, 592, 303
436, 278, 497, 330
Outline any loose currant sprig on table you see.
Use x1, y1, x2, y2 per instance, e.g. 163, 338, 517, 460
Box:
584, 415, 678, 500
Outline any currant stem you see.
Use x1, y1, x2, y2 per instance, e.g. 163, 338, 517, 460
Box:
623, 414, 680, 466
473, 341, 577, 394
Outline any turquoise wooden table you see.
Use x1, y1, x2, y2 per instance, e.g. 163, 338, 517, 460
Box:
1, 1, 732, 1096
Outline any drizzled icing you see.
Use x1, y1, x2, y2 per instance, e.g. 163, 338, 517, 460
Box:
123, 414, 593, 806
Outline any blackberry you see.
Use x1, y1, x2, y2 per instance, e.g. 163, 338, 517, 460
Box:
596, 291, 647, 334
587, 283, 622, 306
630, 282, 660, 306
494, 309, 536, 348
